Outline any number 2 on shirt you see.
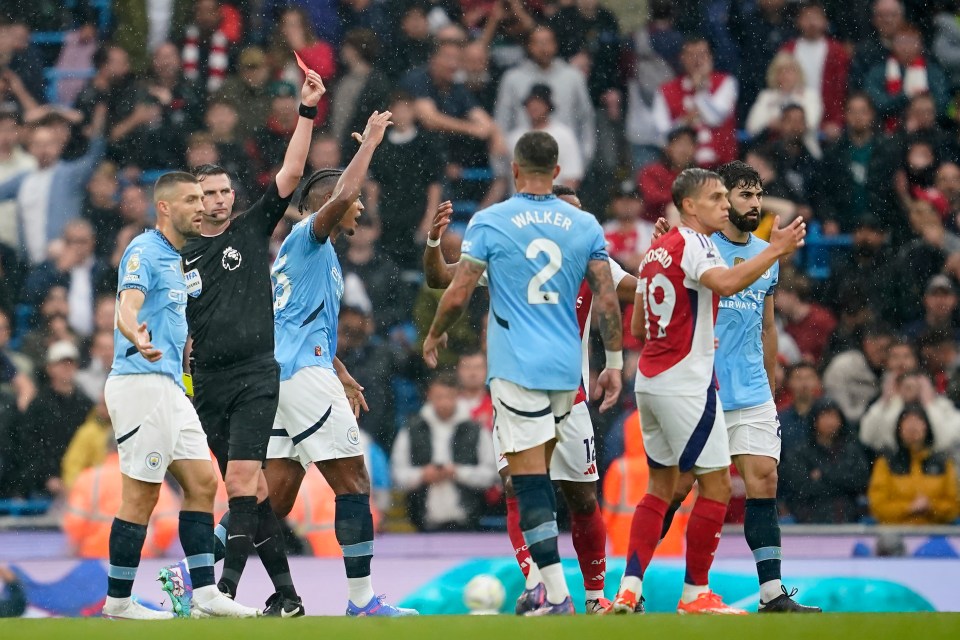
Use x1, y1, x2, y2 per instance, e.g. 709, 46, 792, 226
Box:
641, 274, 676, 340
526, 239, 562, 305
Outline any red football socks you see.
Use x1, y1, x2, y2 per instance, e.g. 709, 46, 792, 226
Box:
684, 497, 728, 586
571, 504, 607, 591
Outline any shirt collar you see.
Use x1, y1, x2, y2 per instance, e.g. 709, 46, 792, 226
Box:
514, 193, 557, 202
716, 230, 751, 246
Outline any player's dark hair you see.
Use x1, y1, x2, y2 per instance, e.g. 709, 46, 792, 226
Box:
717, 160, 762, 192
298, 168, 343, 213
671, 167, 723, 210
192, 163, 231, 184
551, 184, 577, 197
514, 131, 558, 175
153, 171, 199, 203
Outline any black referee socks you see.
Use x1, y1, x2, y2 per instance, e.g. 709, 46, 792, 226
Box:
107, 518, 147, 598
218, 496, 258, 597
180, 510, 216, 589
334, 494, 374, 579
744, 498, 783, 585
255, 498, 298, 598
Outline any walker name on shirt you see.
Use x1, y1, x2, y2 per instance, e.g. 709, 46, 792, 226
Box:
510, 210, 574, 231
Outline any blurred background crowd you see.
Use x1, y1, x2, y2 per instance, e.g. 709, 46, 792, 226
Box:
2, 0, 960, 558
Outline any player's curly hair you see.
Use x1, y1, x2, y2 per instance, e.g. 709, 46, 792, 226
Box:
298, 168, 344, 213
717, 160, 762, 192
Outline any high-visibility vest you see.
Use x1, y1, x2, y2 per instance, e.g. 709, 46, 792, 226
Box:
601, 411, 694, 557
286, 466, 381, 556
62, 453, 180, 558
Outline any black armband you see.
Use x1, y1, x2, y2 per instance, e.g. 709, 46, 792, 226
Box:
299, 103, 318, 119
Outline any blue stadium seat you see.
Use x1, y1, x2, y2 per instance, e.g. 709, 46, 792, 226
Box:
43, 68, 95, 106
0, 498, 53, 516
802, 221, 852, 279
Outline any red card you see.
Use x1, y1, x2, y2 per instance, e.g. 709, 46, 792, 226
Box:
294, 51, 310, 74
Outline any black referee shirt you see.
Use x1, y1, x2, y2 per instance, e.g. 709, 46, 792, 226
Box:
181, 181, 291, 371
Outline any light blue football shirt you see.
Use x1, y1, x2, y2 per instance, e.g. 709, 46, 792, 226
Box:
713, 231, 779, 410
110, 230, 189, 389
271, 214, 343, 381
461, 193, 608, 391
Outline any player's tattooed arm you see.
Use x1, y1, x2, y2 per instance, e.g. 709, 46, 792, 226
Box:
423, 259, 486, 368
586, 258, 623, 412
312, 110, 393, 240
116, 289, 162, 362
423, 201, 459, 288
762, 295, 778, 398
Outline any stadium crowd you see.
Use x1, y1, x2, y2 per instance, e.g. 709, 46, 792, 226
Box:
2, 0, 960, 551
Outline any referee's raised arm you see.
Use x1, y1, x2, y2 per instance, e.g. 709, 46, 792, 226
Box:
275, 69, 326, 199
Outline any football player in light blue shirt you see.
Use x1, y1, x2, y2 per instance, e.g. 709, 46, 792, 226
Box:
423, 131, 623, 615
265, 111, 416, 617
663, 161, 820, 614
105, 172, 260, 619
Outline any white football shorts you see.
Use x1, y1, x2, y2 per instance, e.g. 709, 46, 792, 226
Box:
490, 377, 576, 457
635, 385, 731, 474
725, 399, 781, 462
493, 400, 599, 482
105, 373, 209, 483
267, 366, 363, 468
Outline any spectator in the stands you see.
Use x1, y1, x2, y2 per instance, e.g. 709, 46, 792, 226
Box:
850, 0, 907, 91
861, 371, 960, 454
81, 162, 121, 259
823, 323, 895, 424
728, 0, 795, 120
462, 40, 497, 115
0, 111, 34, 251
865, 24, 951, 131
933, 4, 960, 89
903, 274, 960, 342
780, 0, 850, 140
824, 214, 897, 321
73, 44, 133, 138
548, 0, 621, 102
337, 305, 397, 449
936, 163, 960, 232
778, 362, 822, 454
779, 399, 871, 523
338, 0, 391, 41
142, 41, 205, 151
18, 286, 75, 367
202, 100, 252, 191
75, 329, 112, 403
0, 307, 35, 413
250, 81, 300, 187
653, 36, 738, 168
214, 46, 272, 140
506, 84, 584, 189
495, 25, 596, 164
8, 340, 92, 497
391, 372, 497, 531
341, 217, 405, 333
816, 94, 878, 233
775, 269, 837, 365
0, 16, 45, 103
456, 350, 492, 430
268, 7, 336, 125
770, 104, 822, 202
263, 0, 339, 47
603, 182, 655, 275
307, 132, 342, 175
366, 91, 443, 270
380, 3, 433, 80
60, 395, 111, 490
638, 126, 696, 222
109, 184, 152, 270
0, 105, 105, 266
868, 404, 959, 524
625, 26, 674, 172
916, 328, 959, 394
181, 0, 233, 93
21, 219, 113, 339
745, 53, 822, 149
331, 29, 391, 158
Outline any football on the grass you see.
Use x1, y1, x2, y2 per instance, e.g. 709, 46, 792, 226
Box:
463, 574, 506, 614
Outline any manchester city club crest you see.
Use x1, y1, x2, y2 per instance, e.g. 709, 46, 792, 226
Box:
347, 426, 361, 445
146, 452, 162, 470
222, 246, 242, 270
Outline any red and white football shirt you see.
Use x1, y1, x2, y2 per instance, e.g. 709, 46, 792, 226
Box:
635, 226, 727, 396
573, 258, 629, 404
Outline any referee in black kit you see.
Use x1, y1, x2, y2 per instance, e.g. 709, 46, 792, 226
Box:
173, 70, 325, 617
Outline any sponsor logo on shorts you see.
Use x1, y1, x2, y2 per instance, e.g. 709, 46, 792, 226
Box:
146, 452, 162, 470
347, 426, 360, 445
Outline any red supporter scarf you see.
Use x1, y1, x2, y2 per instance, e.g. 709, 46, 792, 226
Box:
884, 55, 928, 131
182, 25, 229, 93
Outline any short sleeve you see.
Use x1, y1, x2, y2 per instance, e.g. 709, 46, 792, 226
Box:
242, 180, 292, 237
118, 245, 151, 293
768, 260, 779, 296
460, 218, 490, 265
682, 233, 727, 281
607, 257, 629, 288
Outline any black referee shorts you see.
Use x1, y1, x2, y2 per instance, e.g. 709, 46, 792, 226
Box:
192, 355, 280, 476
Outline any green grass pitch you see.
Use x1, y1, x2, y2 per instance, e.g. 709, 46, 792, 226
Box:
2, 613, 959, 640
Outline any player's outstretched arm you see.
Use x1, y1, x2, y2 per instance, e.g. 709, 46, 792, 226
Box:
423, 201, 459, 288
700, 216, 806, 297
276, 70, 326, 199
312, 110, 393, 240
585, 258, 623, 412
423, 259, 486, 368
116, 289, 162, 362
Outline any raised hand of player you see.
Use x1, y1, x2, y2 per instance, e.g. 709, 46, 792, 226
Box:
422, 332, 449, 369
429, 201, 454, 243
338, 367, 369, 418
134, 322, 162, 362
769, 216, 807, 256
653, 217, 670, 240
594, 368, 622, 413
351, 110, 393, 147
301, 70, 326, 107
